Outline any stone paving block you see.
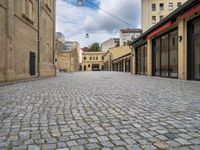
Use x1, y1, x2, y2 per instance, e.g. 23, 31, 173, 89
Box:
86, 143, 101, 149
28, 145, 41, 150
0, 72, 200, 149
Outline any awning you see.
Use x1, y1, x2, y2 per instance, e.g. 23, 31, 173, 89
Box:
181, 4, 200, 19
147, 21, 172, 39
132, 38, 147, 47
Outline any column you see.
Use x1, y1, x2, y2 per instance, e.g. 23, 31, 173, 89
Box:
147, 39, 152, 76
178, 19, 186, 80
123, 60, 126, 72
5, 0, 15, 81
131, 47, 136, 74
118, 62, 120, 72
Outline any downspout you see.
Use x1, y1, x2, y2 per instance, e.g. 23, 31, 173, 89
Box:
37, 0, 40, 78
53, 0, 56, 76
70, 51, 71, 72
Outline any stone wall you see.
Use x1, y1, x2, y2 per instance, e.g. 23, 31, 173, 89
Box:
0, 1, 7, 82
0, 0, 56, 82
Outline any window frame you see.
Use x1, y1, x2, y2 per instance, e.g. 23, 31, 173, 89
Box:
169, 3, 173, 11
152, 3, 156, 11
22, 0, 34, 24
152, 28, 178, 79
159, 3, 164, 11
177, 2, 182, 8
152, 16, 156, 24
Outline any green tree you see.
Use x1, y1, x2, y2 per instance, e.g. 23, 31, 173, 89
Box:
88, 42, 101, 52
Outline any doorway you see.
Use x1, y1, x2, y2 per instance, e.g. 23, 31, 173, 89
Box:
84, 65, 86, 71
188, 17, 200, 80
29, 52, 36, 76
92, 64, 99, 71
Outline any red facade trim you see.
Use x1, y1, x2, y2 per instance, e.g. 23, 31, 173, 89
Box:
147, 21, 172, 39
181, 4, 200, 19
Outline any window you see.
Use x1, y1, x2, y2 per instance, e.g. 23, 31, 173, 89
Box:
160, 15, 164, 20
169, 30, 178, 77
136, 44, 147, 75
22, 0, 26, 14
93, 57, 95, 60
161, 34, 169, 77
160, 3, 164, 11
152, 3, 156, 11
90, 57, 92, 60
96, 57, 98, 60
153, 38, 160, 76
84, 57, 86, 60
153, 30, 178, 78
88, 64, 90, 68
28, 0, 33, 20
22, 0, 34, 22
102, 56, 104, 60
169, 3, 173, 11
177, 2, 181, 8
152, 16, 156, 24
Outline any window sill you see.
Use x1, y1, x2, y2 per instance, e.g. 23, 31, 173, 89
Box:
45, 4, 51, 12
22, 14, 34, 25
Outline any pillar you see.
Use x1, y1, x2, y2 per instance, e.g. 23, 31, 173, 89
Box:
178, 19, 186, 80
123, 60, 126, 72
147, 38, 152, 76
118, 62, 120, 72
5, 0, 15, 81
131, 47, 136, 74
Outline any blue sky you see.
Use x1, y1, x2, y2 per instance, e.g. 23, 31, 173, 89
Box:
65, 0, 100, 9
56, 0, 141, 47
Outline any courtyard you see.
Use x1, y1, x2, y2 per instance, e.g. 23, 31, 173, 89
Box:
0, 72, 200, 150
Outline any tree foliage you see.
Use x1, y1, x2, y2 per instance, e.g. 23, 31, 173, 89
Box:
88, 42, 101, 52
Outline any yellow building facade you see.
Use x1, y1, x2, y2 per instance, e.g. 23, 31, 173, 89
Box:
141, 0, 188, 31
104, 46, 132, 72
132, 0, 200, 81
82, 52, 105, 71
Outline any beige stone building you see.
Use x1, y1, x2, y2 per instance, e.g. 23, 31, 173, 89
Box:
141, 0, 188, 32
82, 52, 105, 71
120, 29, 142, 46
101, 38, 119, 52
0, 0, 56, 82
104, 46, 132, 72
132, 0, 200, 81
56, 40, 80, 72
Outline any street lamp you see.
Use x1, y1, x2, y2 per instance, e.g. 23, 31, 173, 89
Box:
85, 33, 89, 38
77, 0, 84, 6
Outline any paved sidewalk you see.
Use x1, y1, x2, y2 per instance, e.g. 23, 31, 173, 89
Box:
0, 72, 200, 150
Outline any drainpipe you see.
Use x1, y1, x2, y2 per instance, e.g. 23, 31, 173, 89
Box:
52, 0, 56, 76
70, 51, 71, 72
37, 0, 40, 78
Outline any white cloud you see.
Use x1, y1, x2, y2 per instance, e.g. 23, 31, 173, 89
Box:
56, 0, 141, 47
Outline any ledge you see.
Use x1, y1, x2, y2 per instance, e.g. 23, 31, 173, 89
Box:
22, 14, 34, 25
45, 4, 51, 12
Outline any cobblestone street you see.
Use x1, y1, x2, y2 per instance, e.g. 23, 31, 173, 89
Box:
0, 72, 200, 150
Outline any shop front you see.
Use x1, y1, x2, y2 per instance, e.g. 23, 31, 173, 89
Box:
131, 0, 200, 81
152, 29, 178, 78
188, 16, 200, 80
136, 44, 147, 75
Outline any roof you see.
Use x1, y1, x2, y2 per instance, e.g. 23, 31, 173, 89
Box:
131, 0, 200, 46
82, 51, 105, 54
120, 28, 142, 33
101, 38, 119, 44
82, 47, 89, 52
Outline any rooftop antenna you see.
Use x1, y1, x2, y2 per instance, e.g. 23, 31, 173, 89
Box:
77, 0, 84, 6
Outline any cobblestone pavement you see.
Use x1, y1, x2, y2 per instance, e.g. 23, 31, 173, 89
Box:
0, 72, 200, 150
